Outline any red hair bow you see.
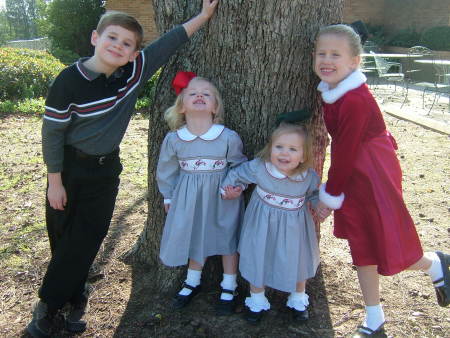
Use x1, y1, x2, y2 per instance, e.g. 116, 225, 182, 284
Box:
172, 71, 197, 95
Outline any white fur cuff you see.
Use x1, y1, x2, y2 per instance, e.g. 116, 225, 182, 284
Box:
319, 183, 345, 210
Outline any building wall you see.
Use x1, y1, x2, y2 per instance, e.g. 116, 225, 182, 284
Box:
105, 0, 158, 43
384, 0, 450, 33
343, 0, 385, 25
106, 0, 450, 43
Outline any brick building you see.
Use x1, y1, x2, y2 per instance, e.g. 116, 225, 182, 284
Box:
106, 0, 450, 43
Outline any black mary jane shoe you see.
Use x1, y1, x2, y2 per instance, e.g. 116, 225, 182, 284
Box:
351, 323, 386, 337
434, 251, 450, 307
172, 283, 201, 309
291, 307, 309, 322
215, 288, 237, 316
244, 308, 265, 325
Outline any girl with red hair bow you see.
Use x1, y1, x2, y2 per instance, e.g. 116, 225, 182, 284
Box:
156, 72, 247, 315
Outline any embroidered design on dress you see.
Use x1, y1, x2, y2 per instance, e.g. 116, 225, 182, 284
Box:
179, 158, 227, 172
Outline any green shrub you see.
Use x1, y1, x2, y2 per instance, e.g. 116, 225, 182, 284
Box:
420, 26, 450, 51
135, 69, 161, 113
50, 46, 80, 65
388, 28, 420, 48
366, 24, 387, 46
0, 47, 65, 101
0, 98, 45, 114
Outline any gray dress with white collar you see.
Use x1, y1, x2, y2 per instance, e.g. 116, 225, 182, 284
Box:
222, 158, 320, 292
157, 124, 247, 267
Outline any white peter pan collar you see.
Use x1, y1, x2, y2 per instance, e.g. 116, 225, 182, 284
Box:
265, 162, 306, 181
317, 70, 367, 104
176, 124, 225, 141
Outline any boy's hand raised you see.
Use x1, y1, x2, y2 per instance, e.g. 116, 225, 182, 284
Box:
183, 0, 219, 37
201, 0, 219, 19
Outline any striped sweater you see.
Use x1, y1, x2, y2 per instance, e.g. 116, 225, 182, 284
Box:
42, 25, 188, 173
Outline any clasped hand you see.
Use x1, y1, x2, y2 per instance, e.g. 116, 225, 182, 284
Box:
221, 185, 243, 200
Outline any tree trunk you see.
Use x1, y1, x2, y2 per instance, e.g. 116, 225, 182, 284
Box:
125, 0, 343, 293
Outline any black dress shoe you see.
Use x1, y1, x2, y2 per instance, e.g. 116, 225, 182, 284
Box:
291, 307, 309, 322
434, 251, 450, 307
172, 283, 201, 309
26, 301, 56, 338
215, 288, 237, 316
244, 307, 265, 325
352, 323, 386, 337
65, 293, 89, 333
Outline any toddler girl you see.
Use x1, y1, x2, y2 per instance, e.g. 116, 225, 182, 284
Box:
314, 24, 449, 337
156, 72, 247, 315
222, 121, 321, 324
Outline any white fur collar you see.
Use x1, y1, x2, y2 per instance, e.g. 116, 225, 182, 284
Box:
265, 162, 306, 181
177, 124, 225, 141
317, 70, 367, 104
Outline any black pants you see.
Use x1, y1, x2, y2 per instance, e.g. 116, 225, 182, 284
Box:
39, 147, 122, 310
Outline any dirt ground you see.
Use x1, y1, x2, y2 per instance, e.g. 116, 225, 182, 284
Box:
0, 85, 448, 337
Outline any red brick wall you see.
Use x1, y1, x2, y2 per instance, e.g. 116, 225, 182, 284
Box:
105, 0, 450, 43
384, 0, 450, 33
343, 0, 385, 25
105, 0, 158, 44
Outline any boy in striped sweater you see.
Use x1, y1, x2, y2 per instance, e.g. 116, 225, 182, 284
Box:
27, 2, 219, 337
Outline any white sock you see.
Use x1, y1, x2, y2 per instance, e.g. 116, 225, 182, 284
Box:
362, 304, 385, 332
244, 291, 270, 312
286, 291, 309, 311
220, 274, 237, 301
424, 252, 444, 287
179, 269, 202, 296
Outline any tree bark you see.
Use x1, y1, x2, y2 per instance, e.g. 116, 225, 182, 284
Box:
125, 0, 343, 293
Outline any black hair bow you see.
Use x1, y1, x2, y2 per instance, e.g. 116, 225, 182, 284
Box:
275, 109, 312, 126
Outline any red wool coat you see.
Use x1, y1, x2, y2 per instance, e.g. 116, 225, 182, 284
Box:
318, 71, 423, 276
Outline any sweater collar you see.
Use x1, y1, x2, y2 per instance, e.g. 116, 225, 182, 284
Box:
177, 124, 225, 141
76, 57, 125, 82
317, 70, 366, 104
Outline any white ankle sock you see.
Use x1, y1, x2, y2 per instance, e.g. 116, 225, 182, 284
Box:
286, 291, 309, 311
362, 304, 385, 332
179, 269, 202, 296
244, 291, 270, 312
424, 252, 444, 287
220, 274, 237, 301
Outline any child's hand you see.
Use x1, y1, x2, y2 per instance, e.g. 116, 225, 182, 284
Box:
316, 201, 332, 222
47, 173, 67, 210
221, 185, 242, 200
164, 203, 170, 213
201, 0, 219, 19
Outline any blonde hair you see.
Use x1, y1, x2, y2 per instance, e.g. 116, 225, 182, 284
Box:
96, 11, 144, 50
316, 24, 362, 56
164, 77, 224, 131
257, 123, 313, 174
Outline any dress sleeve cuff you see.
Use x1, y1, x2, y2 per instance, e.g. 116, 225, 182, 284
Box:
319, 183, 345, 210
163, 199, 171, 204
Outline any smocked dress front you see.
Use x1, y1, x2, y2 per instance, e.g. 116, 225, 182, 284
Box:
222, 159, 320, 292
157, 124, 247, 267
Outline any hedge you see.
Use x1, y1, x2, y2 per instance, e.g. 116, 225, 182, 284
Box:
0, 47, 65, 101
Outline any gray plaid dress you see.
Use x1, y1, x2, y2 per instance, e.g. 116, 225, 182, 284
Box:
222, 159, 320, 292
156, 125, 247, 267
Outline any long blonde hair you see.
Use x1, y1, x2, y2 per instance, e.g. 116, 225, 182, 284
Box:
257, 123, 313, 175
164, 77, 224, 130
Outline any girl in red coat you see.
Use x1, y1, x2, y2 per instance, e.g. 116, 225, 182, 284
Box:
314, 24, 449, 337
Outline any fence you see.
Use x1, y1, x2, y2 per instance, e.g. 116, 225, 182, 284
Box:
5, 37, 50, 50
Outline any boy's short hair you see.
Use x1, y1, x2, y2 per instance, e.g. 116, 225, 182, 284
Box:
96, 11, 144, 50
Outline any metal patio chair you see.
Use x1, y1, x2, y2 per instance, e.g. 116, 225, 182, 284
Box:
370, 51, 404, 90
